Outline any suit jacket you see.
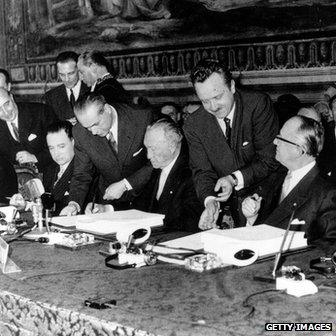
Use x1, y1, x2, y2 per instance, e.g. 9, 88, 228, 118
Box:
69, 104, 153, 210
134, 150, 202, 232
43, 159, 74, 215
0, 102, 57, 174
94, 75, 132, 105
44, 81, 89, 121
256, 165, 336, 248
183, 89, 279, 204
0, 155, 17, 204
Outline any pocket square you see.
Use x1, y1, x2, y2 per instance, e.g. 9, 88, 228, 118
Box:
291, 218, 305, 225
64, 191, 69, 196
28, 133, 37, 141
242, 141, 249, 146
133, 148, 143, 157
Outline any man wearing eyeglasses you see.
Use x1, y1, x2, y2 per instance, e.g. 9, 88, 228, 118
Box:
60, 92, 153, 215
184, 59, 279, 230
242, 116, 336, 247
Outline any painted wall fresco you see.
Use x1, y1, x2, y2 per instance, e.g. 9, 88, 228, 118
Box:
14, 0, 336, 60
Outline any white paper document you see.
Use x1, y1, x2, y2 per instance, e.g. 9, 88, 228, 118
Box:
201, 224, 308, 258
50, 210, 164, 235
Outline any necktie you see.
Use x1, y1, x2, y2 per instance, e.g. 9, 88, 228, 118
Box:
69, 89, 75, 108
107, 131, 118, 153
156, 169, 166, 200
224, 117, 231, 146
279, 172, 292, 203
11, 122, 20, 142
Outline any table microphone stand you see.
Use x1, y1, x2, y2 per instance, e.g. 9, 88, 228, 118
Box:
254, 203, 297, 283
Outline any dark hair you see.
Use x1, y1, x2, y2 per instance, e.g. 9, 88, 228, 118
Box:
190, 59, 232, 86
147, 118, 183, 144
296, 116, 324, 157
46, 120, 73, 139
0, 68, 11, 84
56, 51, 79, 65
74, 92, 106, 115
79, 51, 110, 70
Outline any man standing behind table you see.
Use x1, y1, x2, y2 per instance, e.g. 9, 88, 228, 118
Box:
183, 59, 279, 230
134, 118, 202, 232
0, 88, 57, 175
77, 51, 131, 105
242, 116, 336, 250
43, 121, 75, 215
44, 51, 89, 125
60, 93, 153, 216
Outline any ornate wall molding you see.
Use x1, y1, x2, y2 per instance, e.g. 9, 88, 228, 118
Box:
11, 36, 336, 104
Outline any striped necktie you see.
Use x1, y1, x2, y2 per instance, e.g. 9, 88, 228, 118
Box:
11, 122, 20, 142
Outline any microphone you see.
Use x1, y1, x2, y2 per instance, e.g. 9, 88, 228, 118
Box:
271, 202, 298, 278
41, 193, 55, 234
22, 178, 45, 201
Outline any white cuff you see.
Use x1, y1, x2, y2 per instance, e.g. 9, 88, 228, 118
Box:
123, 178, 133, 191
232, 170, 244, 191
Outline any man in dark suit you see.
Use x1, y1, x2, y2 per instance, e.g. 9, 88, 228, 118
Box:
60, 92, 153, 215
183, 59, 279, 230
44, 51, 89, 124
242, 116, 336, 248
134, 119, 201, 232
0, 155, 17, 204
43, 121, 74, 215
77, 51, 131, 105
0, 88, 57, 175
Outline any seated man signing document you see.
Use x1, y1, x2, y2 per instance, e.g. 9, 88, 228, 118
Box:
242, 116, 336, 249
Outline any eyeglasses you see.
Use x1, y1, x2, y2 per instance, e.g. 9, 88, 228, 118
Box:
275, 136, 305, 153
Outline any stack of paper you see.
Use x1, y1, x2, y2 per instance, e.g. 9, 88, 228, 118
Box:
51, 210, 164, 235
201, 224, 307, 258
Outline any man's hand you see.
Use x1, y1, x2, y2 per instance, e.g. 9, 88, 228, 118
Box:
214, 175, 235, 202
59, 204, 78, 216
103, 180, 127, 200
198, 199, 220, 230
85, 203, 114, 214
16, 151, 37, 165
242, 193, 262, 226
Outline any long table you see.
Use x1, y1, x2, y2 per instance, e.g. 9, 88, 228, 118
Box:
0, 236, 335, 336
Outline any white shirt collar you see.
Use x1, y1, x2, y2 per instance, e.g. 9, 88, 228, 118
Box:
66, 80, 81, 100
286, 160, 316, 193
161, 153, 179, 176
108, 106, 118, 142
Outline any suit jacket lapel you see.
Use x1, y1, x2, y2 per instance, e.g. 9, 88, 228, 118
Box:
116, 106, 133, 164
268, 166, 319, 226
53, 160, 74, 199
231, 91, 243, 152
18, 106, 32, 141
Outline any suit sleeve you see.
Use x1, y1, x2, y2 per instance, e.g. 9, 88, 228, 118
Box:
34, 104, 58, 171
183, 121, 219, 203
239, 94, 279, 187
68, 132, 96, 209
126, 110, 153, 193
308, 188, 336, 251
166, 178, 202, 232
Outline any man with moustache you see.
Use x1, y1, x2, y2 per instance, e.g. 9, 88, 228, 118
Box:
44, 51, 89, 124
183, 59, 279, 230
43, 121, 75, 215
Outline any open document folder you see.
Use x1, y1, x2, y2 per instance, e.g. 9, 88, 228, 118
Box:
50, 210, 164, 235
153, 224, 307, 266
